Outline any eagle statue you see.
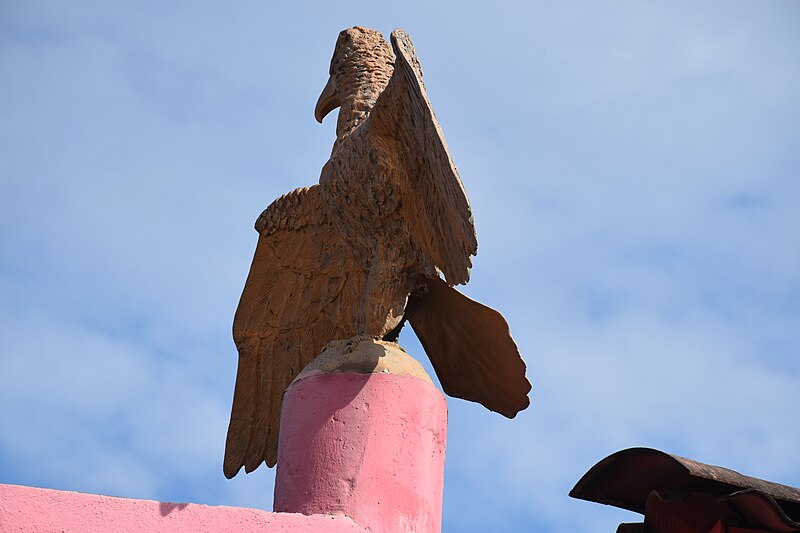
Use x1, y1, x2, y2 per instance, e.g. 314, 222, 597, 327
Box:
223, 27, 531, 478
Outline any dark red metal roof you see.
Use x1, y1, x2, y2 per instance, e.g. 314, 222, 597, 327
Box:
569, 448, 800, 521
720, 490, 800, 532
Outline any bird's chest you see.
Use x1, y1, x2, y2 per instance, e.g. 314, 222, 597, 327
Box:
320, 137, 408, 257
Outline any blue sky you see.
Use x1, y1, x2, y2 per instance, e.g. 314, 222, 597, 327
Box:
1, 2, 798, 531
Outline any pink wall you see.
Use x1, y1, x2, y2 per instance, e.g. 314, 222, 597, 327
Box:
0, 483, 368, 532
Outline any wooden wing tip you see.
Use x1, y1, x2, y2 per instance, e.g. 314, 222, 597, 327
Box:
266, 453, 278, 469
390, 28, 409, 44
499, 384, 533, 419
223, 458, 242, 479
389, 29, 422, 78
244, 454, 264, 474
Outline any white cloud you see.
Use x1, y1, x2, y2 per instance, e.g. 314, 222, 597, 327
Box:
1, 2, 798, 532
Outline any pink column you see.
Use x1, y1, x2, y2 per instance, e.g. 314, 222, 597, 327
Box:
273, 338, 448, 533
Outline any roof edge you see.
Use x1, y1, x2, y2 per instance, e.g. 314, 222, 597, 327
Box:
569, 447, 800, 518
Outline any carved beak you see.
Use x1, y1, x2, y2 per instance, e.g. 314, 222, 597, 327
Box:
314, 75, 340, 123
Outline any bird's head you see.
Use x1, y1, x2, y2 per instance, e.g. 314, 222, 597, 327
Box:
315, 27, 394, 134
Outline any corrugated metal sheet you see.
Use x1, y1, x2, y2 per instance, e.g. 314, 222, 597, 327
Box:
721, 490, 800, 532
569, 448, 800, 522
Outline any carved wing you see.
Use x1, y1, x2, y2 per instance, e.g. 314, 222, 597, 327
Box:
407, 277, 531, 418
223, 186, 364, 477
369, 29, 478, 286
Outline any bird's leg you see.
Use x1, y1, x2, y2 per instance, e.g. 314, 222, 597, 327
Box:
356, 254, 409, 338
382, 315, 407, 342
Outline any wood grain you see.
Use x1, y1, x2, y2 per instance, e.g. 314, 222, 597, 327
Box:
224, 27, 531, 477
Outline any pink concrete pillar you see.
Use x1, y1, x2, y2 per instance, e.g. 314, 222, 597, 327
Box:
274, 337, 448, 533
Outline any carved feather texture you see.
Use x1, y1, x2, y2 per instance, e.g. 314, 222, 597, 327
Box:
255, 186, 326, 236
224, 28, 530, 477
370, 30, 478, 285
225, 186, 364, 476
407, 278, 531, 418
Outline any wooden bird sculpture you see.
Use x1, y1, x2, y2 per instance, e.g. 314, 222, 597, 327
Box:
224, 27, 531, 478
